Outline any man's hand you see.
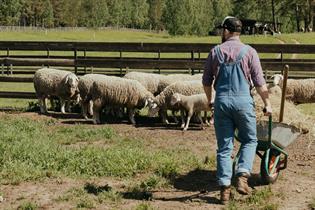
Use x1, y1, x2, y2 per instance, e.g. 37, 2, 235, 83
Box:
263, 105, 272, 116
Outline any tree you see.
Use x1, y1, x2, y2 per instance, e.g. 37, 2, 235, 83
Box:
162, 0, 193, 35
130, 0, 149, 28
147, 0, 166, 30
0, 0, 22, 25
79, 0, 109, 27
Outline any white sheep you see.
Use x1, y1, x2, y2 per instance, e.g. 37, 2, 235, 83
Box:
147, 80, 204, 124
123, 72, 164, 95
91, 75, 154, 125
78, 74, 109, 119
157, 73, 203, 93
273, 74, 315, 103
124, 71, 203, 95
170, 93, 214, 131
33, 67, 80, 114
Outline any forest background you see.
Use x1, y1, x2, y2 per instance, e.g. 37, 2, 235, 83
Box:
0, 0, 313, 35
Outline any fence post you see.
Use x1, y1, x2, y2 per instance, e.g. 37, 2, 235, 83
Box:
280, 51, 283, 74
84, 49, 87, 74
157, 50, 161, 74
279, 65, 289, 123
47, 48, 50, 68
191, 50, 195, 75
74, 48, 78, 74
1, 64, 4, 75
9, 64, 13, 75
198, 50, 201, 73
120, 51, 123, 77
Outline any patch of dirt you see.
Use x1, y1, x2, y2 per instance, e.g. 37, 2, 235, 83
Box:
0, 112, 314, 210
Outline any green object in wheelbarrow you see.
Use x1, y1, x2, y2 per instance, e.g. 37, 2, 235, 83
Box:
234, 116, 301, 184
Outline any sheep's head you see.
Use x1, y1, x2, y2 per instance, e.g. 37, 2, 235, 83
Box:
147, 98, 159, 117
170, 93, 181, 106
272, 74, 283, 86
65, 73, 79, 97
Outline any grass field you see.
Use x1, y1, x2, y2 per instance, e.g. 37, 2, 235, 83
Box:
0, 29, 314, 114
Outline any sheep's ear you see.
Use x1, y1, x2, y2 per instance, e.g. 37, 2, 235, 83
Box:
65, 75, 69, 84
144, 99, 148, 107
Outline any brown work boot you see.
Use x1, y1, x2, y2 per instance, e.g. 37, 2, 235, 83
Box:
220, 185, 231, 205
236, 173, 251, 195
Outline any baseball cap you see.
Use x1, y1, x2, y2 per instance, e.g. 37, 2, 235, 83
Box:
216, 16, 242, 32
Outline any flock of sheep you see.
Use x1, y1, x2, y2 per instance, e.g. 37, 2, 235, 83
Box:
33, 68, 315, 131
33, 68, 214, 130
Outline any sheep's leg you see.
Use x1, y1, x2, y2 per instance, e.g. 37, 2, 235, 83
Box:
183, 110, 193, 131
88, 100, 94, 116
128, 108, 136, 125
81, 101, 89, 120
60, 99, 66, 114
172, 110, 179, 124
204, 111, 210, 126
180, 110, 185, 128
92, 99, 102, 124
65, 101, 71, 113
197, 111, 204, 129
160, 109, 169, 124
39, 97, 47, 114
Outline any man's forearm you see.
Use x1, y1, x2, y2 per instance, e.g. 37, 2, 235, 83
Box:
203, 85, 213, 104
256, 84, 271, 107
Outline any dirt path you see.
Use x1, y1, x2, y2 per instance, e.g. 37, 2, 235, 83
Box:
0, 112, 314, 209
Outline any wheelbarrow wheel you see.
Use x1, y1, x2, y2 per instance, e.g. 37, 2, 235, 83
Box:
260, 149, 281, 184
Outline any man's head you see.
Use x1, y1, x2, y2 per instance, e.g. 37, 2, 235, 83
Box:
217, 16, 242, 42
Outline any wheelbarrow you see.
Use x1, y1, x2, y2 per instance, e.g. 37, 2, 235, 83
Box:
234, 115, 301, 184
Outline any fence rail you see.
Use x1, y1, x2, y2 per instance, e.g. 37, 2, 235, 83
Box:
0, 41, 315, 100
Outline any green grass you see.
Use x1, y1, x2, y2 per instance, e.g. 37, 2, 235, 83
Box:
0, 29, 314, 108
226, 186, 278, 210
0, 114, 206, 184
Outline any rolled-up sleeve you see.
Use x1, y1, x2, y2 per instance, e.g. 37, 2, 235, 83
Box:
202, 49, 216, 86
249, 48, 266, 87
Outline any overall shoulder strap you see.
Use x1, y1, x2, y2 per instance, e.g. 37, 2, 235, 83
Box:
236, 45, 250, 62
214, 45, 224, 64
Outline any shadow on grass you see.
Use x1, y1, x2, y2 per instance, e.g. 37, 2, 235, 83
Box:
121, 169, 221, 204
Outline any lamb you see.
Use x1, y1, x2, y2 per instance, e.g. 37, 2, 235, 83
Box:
91, 75, 154, 125
33, 67, 80, 114
170, 93, 214, 131
147, 80, 205, 124
273, 74, 315, 103
124, 71, 203, 95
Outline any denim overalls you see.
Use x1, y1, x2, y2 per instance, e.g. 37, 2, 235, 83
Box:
213, 45, 258, 186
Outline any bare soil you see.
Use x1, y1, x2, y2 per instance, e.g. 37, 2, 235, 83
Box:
0, 112, 314, 210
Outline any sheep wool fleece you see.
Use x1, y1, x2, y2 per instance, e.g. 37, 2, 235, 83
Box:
213, 45, 258, 187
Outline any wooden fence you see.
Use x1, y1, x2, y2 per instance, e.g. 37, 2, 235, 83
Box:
0, 41, 315, 100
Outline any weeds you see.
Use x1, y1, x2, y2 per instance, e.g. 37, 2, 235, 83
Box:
134, 202, 155, 210
309, 197, 315, 210
17, 201, 38, 210
226, 186, 278, 210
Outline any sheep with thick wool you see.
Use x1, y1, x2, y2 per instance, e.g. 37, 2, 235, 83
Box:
33, 67, 80, 114
147, 80, 204, 124
91, 75, 154, 125
78, 74, 110, 119
170, 93, 214, 131
124, 72, 203, 95
273, 74, 315, 103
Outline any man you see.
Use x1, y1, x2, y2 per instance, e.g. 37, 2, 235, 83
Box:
202, 16, 272, 204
